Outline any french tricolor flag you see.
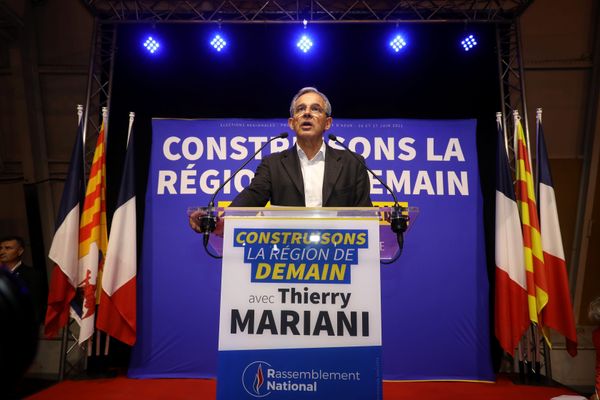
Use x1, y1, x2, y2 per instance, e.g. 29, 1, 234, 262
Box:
45, 107, 85, 337
96, 113, 137, 345
494, 114, 529, 354
535, 113, 577, 356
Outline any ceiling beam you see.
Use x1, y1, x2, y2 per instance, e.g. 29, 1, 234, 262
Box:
80, 0, 534, 23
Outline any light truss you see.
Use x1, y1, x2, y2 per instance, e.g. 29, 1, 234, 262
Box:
496, 20, 530, 173
82, 0, 533, 23
82, 19, 116, 176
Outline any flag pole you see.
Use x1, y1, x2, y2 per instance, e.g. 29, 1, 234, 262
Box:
57, 105, 85, 380
496, 112, 524, 372
104, 331, 110, 356
100, 107, 109, 358
102, 111, 135, 357
496, 112, 509, 158
88, 107, 109, 358
77, 105, 84, 167
534, 108, 543, 201
102, 107, 109, 143
127, 112, 135, 146
534, 113, 542, 350
512, 110, 520, 173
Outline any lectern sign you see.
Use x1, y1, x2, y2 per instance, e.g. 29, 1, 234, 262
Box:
217, 215, 382, 399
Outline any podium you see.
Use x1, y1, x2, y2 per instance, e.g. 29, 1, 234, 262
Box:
190, 206, 416, 400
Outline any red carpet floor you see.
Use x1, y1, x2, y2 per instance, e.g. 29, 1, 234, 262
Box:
26, 375, 580, 400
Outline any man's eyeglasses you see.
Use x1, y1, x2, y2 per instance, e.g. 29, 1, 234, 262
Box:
293, 104, 326, 116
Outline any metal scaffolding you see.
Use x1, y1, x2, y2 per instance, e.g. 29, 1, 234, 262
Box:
81, 0, 532, 23
495, 18, 529, 170
82, 19, 117, 173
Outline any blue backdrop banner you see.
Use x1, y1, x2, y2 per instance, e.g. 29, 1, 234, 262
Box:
128, 118, 494, 381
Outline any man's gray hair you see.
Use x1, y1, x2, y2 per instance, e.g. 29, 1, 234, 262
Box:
289, 87, 332, 117
589, 297, 600, 323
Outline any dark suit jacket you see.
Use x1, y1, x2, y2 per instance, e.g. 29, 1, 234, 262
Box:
231, 144, 372, 207
12, 263, 47, 325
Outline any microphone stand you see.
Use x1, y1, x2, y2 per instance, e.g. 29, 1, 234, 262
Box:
198, 132, 289, 259
328, 134, 409, 263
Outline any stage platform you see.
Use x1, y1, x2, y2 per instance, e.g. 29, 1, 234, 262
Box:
20, 375, 585, 400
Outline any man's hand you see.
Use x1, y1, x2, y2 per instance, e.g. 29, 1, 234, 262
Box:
188, 209, 204, 233
188, 209, 224, 237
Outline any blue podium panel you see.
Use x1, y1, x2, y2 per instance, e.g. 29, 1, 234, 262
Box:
217, 216, 382, 400
218, 347, 381, 399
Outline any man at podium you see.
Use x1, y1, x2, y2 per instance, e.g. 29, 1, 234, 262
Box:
187, 88, 384, 400
189, 87, 372, 234
231, 87, 372, 208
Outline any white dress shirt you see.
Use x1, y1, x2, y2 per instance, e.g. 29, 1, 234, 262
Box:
297, 142, 326, 207
9, 260, 22, 273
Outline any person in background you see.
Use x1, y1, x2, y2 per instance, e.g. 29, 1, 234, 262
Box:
0, 235, 46, 325
0, 269, 39, 399
590, 297, 600, 400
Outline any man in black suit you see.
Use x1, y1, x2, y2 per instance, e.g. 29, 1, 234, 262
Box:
230, 87, 372, 207
190, 87, 371, 231
189, 87, 372, 234
0, 236, 46, 325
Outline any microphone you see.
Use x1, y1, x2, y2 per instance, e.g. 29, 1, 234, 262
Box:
199, 132, 289, 244
328, 134, 408, 257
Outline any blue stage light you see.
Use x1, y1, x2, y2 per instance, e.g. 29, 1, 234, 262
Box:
461, 34, 478, 51
210, 34, 227, 52
143, 36, 160, 54
389, 35, 407, 52
297, 35, 313, 53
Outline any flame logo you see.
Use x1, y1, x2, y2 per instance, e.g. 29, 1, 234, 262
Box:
253, 363, 264, 394
242, 361, 272, 397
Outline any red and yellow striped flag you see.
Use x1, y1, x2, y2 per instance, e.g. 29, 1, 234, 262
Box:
514, 117, 549, 327
73, 119, 108, 343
